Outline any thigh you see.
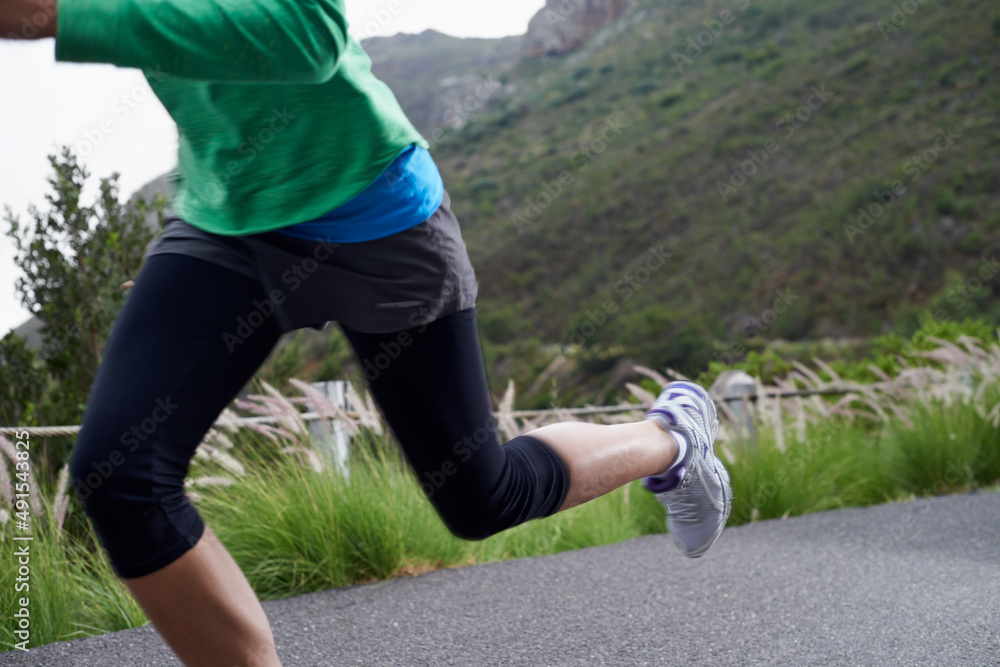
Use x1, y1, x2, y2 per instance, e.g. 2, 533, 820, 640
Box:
340, 308, 506, 504
341, 308, 569, 539
74, 253, 281, 548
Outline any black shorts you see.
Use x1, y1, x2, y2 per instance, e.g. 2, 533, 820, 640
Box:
145, 190, 478, 334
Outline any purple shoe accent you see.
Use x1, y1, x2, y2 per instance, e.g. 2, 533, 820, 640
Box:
643, 466, 685, 493
642, 422, 693, 493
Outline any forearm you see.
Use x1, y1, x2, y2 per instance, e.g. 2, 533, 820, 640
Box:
0, 0, 57, 39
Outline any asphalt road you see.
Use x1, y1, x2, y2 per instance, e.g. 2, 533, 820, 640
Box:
4, 491, 999, 666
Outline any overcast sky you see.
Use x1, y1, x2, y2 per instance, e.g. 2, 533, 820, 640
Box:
0, 0, 546, 336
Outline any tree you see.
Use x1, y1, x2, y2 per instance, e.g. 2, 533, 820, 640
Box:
0, 331, 45, 425
3, 147, 166, 432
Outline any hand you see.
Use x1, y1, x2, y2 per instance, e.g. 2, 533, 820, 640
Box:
1, 0, 57, 39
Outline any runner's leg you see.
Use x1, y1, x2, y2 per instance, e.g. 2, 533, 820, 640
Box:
341, 308, 677, 538
72, 253, 283, 667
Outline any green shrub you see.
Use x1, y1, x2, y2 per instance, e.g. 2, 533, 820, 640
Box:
316, 330, 351, 381
655, 89, 684, 108
726, 418, 890, 526
884, 390, 1000, 495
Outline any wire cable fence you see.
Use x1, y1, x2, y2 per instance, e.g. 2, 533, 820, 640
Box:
0, 387, 868, 439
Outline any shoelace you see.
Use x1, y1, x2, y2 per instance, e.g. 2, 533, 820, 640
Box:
668, 402, 710, 457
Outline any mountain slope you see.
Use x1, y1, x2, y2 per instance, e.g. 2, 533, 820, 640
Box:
426, 0, 1000, 372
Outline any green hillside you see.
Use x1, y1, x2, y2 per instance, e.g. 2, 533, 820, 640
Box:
423, 0, 1000, 376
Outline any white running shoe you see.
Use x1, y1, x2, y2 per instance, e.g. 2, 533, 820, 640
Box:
642, 381, 732, 558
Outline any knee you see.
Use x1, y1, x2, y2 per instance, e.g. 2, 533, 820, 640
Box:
429, 489, 505, 541
441, 514, 501, 542
426, 435, 570, 541
70, 423, 204, 578
69, 426, 143, 513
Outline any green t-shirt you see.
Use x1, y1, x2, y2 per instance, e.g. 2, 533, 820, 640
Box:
55, 0, 428, 236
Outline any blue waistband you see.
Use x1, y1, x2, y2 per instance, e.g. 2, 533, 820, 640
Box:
274, 144, 444, 243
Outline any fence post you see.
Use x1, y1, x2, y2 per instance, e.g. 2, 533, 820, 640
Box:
308, 380, 352, 480
723, 371, 757, 447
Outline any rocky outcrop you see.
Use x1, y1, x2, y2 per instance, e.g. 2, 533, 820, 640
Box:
364, 30, 523, 137
524, 0, 632, 58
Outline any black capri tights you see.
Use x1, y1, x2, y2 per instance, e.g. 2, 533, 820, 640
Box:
71, 253, 569, 579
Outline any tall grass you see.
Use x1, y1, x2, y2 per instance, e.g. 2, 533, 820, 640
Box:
726, 419, 889, 525
725, 391, 1000, 525
719, 335, 1000, 524
884, 387, 1000, 496
0, 484, 146, 652
198, 430, 665, 600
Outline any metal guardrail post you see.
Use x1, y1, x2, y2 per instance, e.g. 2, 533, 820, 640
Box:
721, 371, 757, 447
307, 380, 351, 480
